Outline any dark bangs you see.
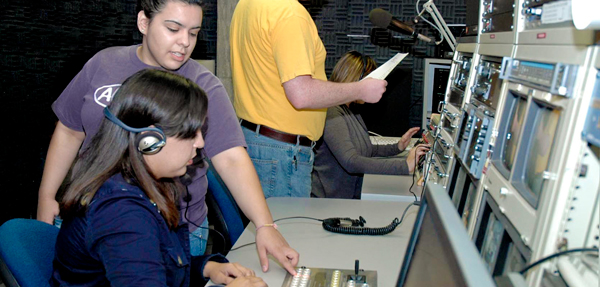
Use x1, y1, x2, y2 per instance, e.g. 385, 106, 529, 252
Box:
159, 84, 207, 140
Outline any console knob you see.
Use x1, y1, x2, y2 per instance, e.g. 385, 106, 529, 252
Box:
480, 66, 491, 78
500, 187, 509, 197
474, 85, 488, 97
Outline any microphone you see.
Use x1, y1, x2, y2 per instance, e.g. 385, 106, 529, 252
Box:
369, 8, 433, 43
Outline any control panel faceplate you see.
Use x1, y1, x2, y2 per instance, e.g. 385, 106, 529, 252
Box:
282, 267, 377, 287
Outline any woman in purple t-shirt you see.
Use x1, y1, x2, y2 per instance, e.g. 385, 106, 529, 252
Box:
37, 0, 299, 276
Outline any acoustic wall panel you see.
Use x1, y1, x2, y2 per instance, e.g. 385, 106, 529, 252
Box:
305, 0, 466, 135
0, 0, 218, 224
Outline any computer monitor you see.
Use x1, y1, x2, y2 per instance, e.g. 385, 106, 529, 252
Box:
397, 183, 496, 287
422, 58, 451, 129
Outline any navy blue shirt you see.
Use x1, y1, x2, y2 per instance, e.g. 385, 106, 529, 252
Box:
51, 174, 227, 286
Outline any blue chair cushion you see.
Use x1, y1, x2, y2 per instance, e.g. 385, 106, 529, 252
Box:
0, 219, 59, 287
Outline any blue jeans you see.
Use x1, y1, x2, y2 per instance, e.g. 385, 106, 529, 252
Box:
55, 216, 208, 256
189, 217, 209, 256
54, 216, 63, 228
242, 126, 315, 198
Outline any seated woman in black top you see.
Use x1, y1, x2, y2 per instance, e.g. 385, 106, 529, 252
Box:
52, 69, 266, 287
312, 51, 429, 199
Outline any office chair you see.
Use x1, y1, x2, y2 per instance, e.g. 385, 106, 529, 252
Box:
0, 218, 59, 287
205, 159, 249, 255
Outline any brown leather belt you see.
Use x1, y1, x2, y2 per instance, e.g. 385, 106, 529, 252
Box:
240, 120, 313, 147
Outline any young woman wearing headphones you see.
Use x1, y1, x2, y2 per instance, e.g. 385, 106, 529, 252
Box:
37, 0, 298, 275
311, 51, 430, 199
52, 69, 266, 286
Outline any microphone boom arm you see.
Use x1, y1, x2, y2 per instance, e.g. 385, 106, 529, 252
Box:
421, 0, 456, 51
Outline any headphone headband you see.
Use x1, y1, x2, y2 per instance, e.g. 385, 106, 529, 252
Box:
103, 108, 164, 135
359, 53, 368, 80
103, 107, 166, 154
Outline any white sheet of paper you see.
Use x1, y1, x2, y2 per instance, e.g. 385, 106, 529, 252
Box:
361, 52, 408, 81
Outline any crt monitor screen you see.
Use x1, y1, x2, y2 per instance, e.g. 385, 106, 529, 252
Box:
520, 101, 561, 206
461, 182, 478, 228
397, 184, 495, 287
502, 95, 528, 173
492, 90, 528, 179
480, 212, 505, 273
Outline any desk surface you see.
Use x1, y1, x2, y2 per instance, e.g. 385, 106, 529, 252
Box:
361, 137, 423, 202
218, 197, 419, 287
361, 174, 420, 201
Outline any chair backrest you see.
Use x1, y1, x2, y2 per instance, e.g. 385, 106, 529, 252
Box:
205, 160, 249, 255
0, 218, 59, 287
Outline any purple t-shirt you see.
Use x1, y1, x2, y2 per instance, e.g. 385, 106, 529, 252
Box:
52, 45, 246, 229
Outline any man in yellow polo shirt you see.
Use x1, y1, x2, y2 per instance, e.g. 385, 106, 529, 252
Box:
230, 0, 387, 198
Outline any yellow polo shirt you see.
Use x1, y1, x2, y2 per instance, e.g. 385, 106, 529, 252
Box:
230, 0, 327, 141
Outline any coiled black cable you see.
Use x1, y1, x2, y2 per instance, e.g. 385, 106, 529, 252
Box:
229, 204, 417, 250
322, 217, 401, 235
321, 203, 415, 236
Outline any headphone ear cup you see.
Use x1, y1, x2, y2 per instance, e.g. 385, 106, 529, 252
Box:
135, 131, 166, 155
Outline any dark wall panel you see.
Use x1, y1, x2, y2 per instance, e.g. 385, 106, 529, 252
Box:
306, 0, 466, 136
0, 0, 217, 224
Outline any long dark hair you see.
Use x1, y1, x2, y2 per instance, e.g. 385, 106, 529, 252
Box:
60, 69, 208, 228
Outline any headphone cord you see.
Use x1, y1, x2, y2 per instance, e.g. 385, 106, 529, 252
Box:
182, 188, 227, 254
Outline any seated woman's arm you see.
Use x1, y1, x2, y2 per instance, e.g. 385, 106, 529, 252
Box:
370, 141, 402, 158
371, 126, 421, 157
324, 107, 409, 175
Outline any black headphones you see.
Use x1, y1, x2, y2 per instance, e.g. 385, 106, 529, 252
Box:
103, 107, 166, 155
359, 53, 369, 80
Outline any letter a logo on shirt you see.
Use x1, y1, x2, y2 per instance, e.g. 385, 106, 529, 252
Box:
94, 84, 121, 107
